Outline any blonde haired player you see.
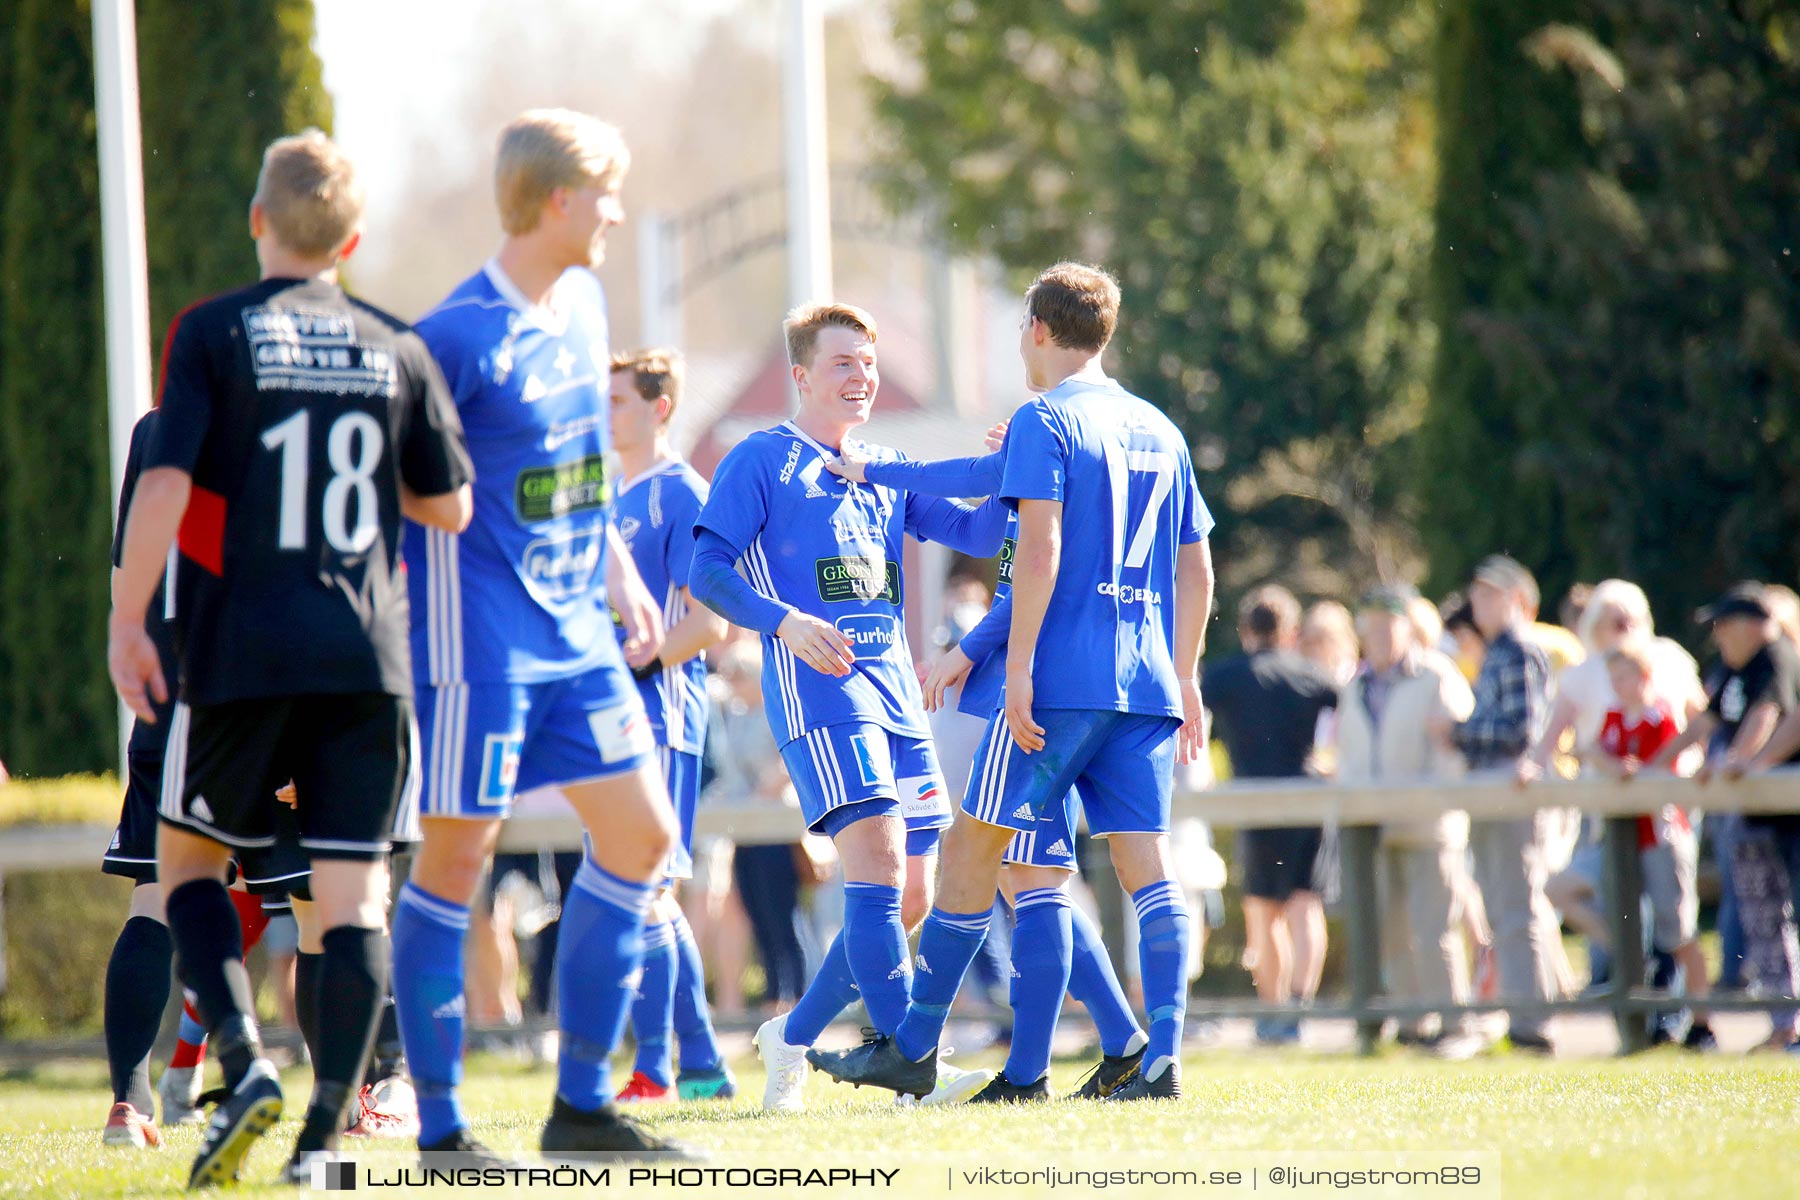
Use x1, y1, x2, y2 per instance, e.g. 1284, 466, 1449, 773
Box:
391, 109, 695, 1161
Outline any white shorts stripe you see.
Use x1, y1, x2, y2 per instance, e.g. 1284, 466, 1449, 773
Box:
976, 714, 1010, 824
160, 703, 191, 821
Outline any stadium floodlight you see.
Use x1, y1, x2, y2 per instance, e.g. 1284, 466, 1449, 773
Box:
91, 0, 155, 775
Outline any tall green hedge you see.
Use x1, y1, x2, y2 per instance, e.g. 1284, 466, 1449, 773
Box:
0, 3, 331, 776
0, 0, 110, 778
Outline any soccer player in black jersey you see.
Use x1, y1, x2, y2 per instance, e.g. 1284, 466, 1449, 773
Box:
107, 130, 473, 1188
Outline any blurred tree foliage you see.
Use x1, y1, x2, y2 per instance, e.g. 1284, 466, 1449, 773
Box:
0, 2, 331, 775
872, 0, 1439, 607
1423, 1, 1800, 635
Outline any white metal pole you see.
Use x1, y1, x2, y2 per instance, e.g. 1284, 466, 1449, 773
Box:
637, 211, 682, 350
92, 0, 155, 774
782, 0, 833, 311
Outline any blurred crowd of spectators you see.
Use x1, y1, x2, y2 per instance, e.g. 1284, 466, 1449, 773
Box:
1205, 560, 1800, 1055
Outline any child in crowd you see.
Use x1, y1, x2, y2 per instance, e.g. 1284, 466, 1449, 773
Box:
1584, 644, 1715, 1049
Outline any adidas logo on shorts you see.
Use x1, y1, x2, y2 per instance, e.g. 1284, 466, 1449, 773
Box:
1047, 839, 1072, 859
192, 795, 215, 823
1012, 804, 1034, 821
887, 963, 909, 981
914, 954, 932, 975
431, 996, 466, 1020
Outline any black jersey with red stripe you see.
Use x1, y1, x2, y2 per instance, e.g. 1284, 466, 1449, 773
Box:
144, 277, 472, 706
113, 409, 179, 756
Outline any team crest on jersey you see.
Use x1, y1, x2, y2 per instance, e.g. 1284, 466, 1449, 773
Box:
617, 516, 642, 543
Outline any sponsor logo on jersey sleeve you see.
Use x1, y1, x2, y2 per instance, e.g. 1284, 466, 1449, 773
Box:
815, 555, 900, 603
997, 536, 1016, 585
514, 454, 610, 523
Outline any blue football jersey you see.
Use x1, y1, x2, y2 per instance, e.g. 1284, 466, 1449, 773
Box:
614, 458, 710, 753
404, 262, 621, 686
999, 372, 1213, 717
696, 421, 1005, 747
863, 452, 1013, 719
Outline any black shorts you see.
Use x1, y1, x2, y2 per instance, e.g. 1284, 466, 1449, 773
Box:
159, 693, 414, 862
1237, 825, 1325, 902
106, 754, 313, 900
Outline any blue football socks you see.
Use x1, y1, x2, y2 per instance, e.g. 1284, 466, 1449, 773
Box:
556, 857, 656, 1111
1069, 903, 1144, 1057
391, 882, 471, 1145
628, 919, 678, 1088
670, 912, 723, 1072
1005, 888, 1073, 1086
894, 906, 993, 1062
1132, 881, 1191, 1080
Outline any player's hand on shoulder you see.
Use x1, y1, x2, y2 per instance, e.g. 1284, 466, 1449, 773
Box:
106, 612, 166, 723
777, 611, 855, 677
275, 781, 298, 808
922, 646, 974, 713
826, 446, 870, 483
984, 420, 1009, 453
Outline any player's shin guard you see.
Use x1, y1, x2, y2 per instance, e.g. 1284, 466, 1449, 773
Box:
1132, 882, 1191, 1080
783, 931, 860, 1047
165, 880, 262, 1091
670, 913, 723, 1072
392, 883, 471, 1145
1069, 904, 1144, 1057
556, 858, 655, 1111
894, 907, 992, 1062
104, 915, 173, 1112
628, 920, 678, 1088
1005, 889, 1073, 1086
296, 927, 389, 1155
842, 882, 912, 1035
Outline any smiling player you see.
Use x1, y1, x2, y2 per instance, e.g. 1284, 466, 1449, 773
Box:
689, 303, 1005, 1110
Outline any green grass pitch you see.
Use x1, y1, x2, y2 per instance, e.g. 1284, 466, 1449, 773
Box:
2, 1047, 1796, 1197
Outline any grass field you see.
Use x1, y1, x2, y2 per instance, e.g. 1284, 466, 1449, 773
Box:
1, 1044, 1796, 1198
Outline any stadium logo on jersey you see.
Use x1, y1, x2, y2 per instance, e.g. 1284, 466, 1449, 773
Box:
837, 614, 902, 661
514, 455, 610, 523
1047, 839, 1073, 859
522, 529, 603, 601
997, 537, 1016, 586
816, 555, 900, 603
478, 734, 523, 807
779, 441, 803, 485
